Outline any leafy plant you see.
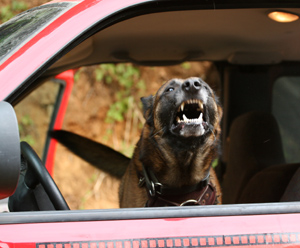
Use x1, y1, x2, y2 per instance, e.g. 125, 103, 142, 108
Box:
18, 114, 35, 145
0, 1, 28, 23
181, 62, 191, 69
212, 158, 218, 168
95, 63, 145, 123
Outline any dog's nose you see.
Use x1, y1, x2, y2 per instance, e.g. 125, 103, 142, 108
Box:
182, 79, 202, 92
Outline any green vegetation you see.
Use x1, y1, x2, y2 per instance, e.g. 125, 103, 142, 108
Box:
181, 62, 191, 69
74, 63, 146, 157
95, 63, 146, 156
0, 1, 28, 23
95, 63, 145, 123
18, 114, 35, 145
212, 158, 218, 168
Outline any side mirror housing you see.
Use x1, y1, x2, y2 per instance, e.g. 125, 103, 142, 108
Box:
0, 101, 20, 199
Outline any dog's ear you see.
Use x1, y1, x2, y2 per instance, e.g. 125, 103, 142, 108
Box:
141, 95, 154, 126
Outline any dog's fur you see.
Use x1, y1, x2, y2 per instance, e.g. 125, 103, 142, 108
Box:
51, 77, 222, 208
119, 77, 222, 207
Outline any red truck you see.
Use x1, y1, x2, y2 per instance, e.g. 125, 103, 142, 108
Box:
1, 0, 300, 247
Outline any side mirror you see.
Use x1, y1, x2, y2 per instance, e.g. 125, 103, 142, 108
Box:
0, 101, 20, 199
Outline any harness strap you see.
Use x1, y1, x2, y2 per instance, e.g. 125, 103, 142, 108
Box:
146, 183, 216, 207
139, 163, 216, 207
140, 163, 209, 196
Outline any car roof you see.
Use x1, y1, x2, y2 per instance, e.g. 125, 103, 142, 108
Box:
49, 7, 300, 70
1, 0, 300, 102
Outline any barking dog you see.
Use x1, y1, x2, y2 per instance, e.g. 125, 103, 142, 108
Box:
119, 77, 222, 207
51, 77, 222, 208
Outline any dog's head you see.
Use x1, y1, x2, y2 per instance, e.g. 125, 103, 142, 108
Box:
142, 77, 222, 145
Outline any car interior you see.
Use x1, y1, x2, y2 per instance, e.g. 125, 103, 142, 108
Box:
2, 5, 300, 212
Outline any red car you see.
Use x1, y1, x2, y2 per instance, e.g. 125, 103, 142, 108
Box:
1, 0, 300, 247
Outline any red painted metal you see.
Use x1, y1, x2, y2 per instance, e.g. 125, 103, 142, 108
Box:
45, 69, 75, 175
0, 0, 147, 101
1, 214, 300, 247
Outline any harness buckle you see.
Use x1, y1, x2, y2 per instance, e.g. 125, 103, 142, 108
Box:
149, 182, 162, 196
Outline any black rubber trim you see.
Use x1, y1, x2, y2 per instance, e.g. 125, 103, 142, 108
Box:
36, 232, 300, 248
42, 79, 66, 163
1, 201, 300, 224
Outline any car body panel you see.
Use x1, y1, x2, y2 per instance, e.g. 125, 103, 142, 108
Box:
2, 202, 300, 246
1, 212, 300, 247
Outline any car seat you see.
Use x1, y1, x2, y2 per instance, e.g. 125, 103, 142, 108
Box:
280, 167, 300, 202
222, 111, 285, 204
237, 162, 300, 203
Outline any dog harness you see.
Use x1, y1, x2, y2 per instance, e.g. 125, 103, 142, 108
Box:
139, 164, 217, 207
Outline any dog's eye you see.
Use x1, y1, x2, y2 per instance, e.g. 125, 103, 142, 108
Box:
166, 87, 174, 92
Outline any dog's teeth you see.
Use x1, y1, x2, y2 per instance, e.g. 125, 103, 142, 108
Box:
198, 102, 203, 110
198, 113, 203, 122
181, 103, 185, 112
183, 114, 188, 122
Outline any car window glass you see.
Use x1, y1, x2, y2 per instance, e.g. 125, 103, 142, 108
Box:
272, 77, 300, 163
14, 81, 60, 158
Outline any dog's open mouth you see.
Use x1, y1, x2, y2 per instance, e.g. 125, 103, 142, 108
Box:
171, 99, 208, 137
176, 99, 205, 124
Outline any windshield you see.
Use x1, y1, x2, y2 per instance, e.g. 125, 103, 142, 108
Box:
0, 2, 76, 63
